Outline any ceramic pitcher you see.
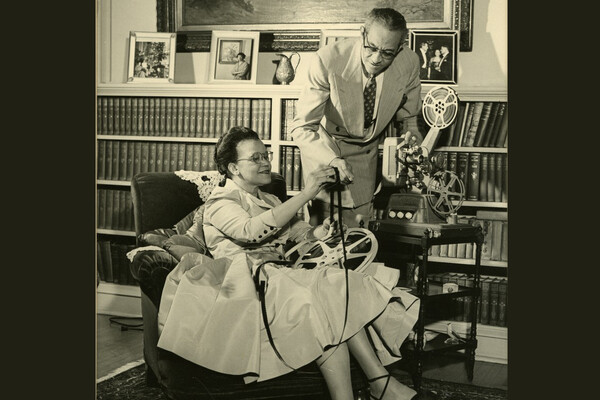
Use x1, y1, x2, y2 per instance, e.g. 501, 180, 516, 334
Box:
275, 52, 301, 85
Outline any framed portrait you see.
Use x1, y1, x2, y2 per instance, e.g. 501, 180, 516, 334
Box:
410, 29, 458, 85
208, 30, 260, 84
127, 31, 177, 83
319, 29, 361, 48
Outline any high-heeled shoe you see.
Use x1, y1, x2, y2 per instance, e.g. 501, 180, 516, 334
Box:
367, 374, 391, 400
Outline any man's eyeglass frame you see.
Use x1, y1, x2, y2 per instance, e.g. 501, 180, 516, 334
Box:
362, 30, 403, 60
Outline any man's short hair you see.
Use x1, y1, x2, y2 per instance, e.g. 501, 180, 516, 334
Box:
365, 8, 407, 33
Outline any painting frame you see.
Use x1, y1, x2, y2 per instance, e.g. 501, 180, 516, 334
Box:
127, 31, 177, 84
410, 29, 458, 85
208, 30, 260, 84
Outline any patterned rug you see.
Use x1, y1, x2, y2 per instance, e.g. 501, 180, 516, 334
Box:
96, 363, 507, 400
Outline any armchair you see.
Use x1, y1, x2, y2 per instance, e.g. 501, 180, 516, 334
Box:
129, 171, 368, 399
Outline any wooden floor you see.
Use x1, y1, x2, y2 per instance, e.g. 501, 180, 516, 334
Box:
96, 313, 507, 391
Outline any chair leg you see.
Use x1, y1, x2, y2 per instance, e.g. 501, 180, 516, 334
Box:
145, 364, 160, 387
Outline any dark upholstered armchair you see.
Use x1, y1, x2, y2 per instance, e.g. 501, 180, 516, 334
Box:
129, 171, 369, 400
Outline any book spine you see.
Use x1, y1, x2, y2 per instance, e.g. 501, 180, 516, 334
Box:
478, 153, 488, 202
222, 98, 231, 136
464, 101, 483, 147
140, 142, 149, 173
170, 142, 179, 172
479, 278, 491, 325
100, 97, 108, 135
466, 152, 480, 200
494, 105, 508, 147
243, 99, 251, 128
486, 152, 496, 202
500, 221, 508, 262
207, 144, 216, 170
488, 278, 500, 326
119, 141, 128, 181
148, 142, 157, 173
156, 142, 165, 173
183, 98, 191, 137
473, 102, 492, 147
229, 99, 239, 132
185, 144, 194, 170
124, 97, 132, 135
107, 97, 115, 134
105, 141, 113, 181
148, 98, 156, 136
490, 220, 504, 261
111, 139, 120, 180
130, 98, 138, 135
251, 99, 259, 134
97, 140, 106, 180
196, 98, 204, 137
177, 143, 186, 171
192, 144, 201, 171
100, 240, 113, 282
119, 97, 127, 135
480, 102, 499, 147
459, 103, 474, 146
265, 99, 272, 140
215, 98, 224, 137
157, 98, 165, 135
98, 188, 106, 229
188, 98, 197, 136
133, 142, 142, 178
452, 102, 466, 146
501, 154, 508, 202
136, 97, 144, 135
162, 142, 171, 172
292, 146, 302, 191
498, 277, 507, 327
143, 98, 150, 135
175, 97, 184, 137
112, 189, 120, 230
164, 97, 173, 136
126, 141, 134, 181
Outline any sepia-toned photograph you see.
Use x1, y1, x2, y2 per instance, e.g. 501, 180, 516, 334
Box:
127, 31, 176, 83
97, 1, 509, 399
208, 30, 259, 83
410, 29, 458, 85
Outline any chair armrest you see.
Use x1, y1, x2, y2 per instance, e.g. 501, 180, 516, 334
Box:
130, 250, 179, 308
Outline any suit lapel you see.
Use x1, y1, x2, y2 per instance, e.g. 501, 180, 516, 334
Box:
372, 47, 412, 136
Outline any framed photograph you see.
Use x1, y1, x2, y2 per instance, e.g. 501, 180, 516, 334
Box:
319, 29, 361, 48
208, 30, 260, 84
127, 32, 176, 83
410, 29, 458, 85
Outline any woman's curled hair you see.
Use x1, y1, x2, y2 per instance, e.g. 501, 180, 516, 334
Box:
214, 126, 260, 178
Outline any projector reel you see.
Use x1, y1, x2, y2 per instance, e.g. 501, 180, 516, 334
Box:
284, 228, 377, 273
426, 170, 465, 216
422, 86, 459, 130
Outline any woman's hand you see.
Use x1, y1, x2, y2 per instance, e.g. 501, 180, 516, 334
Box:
301, 166, 338, 200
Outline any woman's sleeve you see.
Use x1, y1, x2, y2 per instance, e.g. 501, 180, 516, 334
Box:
286, 216, 313, 243
204, 196, 281, 243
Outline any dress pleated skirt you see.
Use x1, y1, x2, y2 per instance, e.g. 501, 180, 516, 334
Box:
157, 252, 419, 383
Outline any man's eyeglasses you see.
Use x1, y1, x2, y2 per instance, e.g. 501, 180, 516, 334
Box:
362, 31, 403, 60
237, 151, 273, 163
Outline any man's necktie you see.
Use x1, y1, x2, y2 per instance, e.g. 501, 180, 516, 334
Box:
363, 75, 377, 129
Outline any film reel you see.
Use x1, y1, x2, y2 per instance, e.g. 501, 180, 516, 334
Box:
422, 86, 459, 130
284, 228, 378, 273
426, 170, 465, 216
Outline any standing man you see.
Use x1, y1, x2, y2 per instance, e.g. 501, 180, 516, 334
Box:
417, 41, 429, 80
438, 45, 452, 81
291, 7, 425, 227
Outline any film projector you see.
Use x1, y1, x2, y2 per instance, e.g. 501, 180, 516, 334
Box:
371, 85, 472, 238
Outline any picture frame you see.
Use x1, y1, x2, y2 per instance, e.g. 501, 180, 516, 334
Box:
410, 29, 458, 85
319, 29, 361, 48
127, 31, 176, 83
208, 30, 260, 84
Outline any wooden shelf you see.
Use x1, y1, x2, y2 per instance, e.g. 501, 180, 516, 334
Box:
97, 180, 130, 186
458, 201, 507, 208
420, 255, 507, 268
436, 146, 507, 153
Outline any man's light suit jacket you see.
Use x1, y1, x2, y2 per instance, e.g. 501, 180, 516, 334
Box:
291, 38, 422, 208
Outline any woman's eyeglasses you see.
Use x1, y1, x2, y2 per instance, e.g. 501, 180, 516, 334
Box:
237, 151, 273, 163
362, 31, 403, 60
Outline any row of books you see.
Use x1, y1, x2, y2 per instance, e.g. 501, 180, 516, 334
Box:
97, 240, 137, 285
429, 211, 508, 262
280, 146, 303, 191
439, 101, 508, 148
426, 272, 507, 327
97, 140, 216, 181
435, 151, 508, 202
98, 188, 134, 231
97, 96, 271, 139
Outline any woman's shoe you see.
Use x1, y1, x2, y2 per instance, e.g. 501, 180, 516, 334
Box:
367, 374, 391, 400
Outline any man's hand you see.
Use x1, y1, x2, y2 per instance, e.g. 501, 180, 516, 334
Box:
401, 130, 423, 146
329, 158, 354, 184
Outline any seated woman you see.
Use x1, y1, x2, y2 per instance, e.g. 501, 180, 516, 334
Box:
157, 127, 428, 400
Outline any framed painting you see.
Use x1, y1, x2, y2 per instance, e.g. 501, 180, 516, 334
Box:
208, 30, 260, 84
127, 31, 177, 83
174, 0, 456, 31
410, 29, 458, 85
